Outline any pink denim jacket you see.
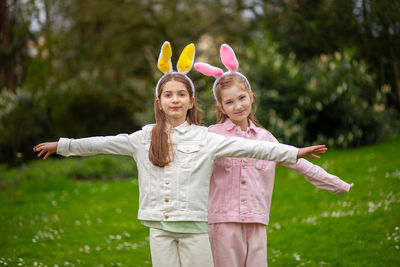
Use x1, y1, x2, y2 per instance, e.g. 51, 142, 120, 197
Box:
208, 119, 351, 225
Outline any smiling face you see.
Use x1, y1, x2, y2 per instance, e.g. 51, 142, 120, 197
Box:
157, 80, 194, 126
218, 83, 253, 131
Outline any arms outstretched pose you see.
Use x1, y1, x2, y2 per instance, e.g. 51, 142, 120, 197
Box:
195, 43, 353, 267
34, 42, 330, 267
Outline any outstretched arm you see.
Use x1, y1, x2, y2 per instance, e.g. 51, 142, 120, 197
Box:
33, 132, 141, 159
297, 145, 354, 191
281, 156, 354, 194
34, 142, 58, 160
209, 132, 331, 164
297, 145, 354, 189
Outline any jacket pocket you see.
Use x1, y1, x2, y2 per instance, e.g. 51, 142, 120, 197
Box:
176, 144, 200, 168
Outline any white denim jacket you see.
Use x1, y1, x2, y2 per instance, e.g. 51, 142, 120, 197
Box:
57, 121, 299, 222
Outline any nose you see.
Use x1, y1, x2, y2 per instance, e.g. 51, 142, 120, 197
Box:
171, 94, 179, 103
234, 102, 242, 110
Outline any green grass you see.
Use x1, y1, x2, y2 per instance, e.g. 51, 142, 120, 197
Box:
1, 135, 399, 266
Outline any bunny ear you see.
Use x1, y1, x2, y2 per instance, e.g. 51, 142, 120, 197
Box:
220, 44, 239, 71
194, 63, 223, 78
157, 41, 173, 73
177, 43, 195, 74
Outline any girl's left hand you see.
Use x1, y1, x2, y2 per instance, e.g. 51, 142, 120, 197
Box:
297, 145, 328, 159
33, 142, 58, 160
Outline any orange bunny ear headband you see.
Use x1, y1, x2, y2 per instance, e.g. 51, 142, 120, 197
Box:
155, 41, 196, 98
194, 44, 251, 100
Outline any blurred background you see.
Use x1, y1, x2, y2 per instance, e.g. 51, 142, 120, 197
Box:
1, 0, 399, 166
1, 1, 400, 266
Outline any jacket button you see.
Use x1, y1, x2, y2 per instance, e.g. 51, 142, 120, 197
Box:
164, 198, 169, 202
242, 162, 246, 168
168, 145, 173, 151
241, 198, 245, 202
241, 180, 246, 185
164, 215, 169, 219
165, 180, 170, 185
241, 216, 245, 221
170, 129, 174, 134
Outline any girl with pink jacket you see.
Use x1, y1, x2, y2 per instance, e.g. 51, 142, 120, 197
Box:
195, 44, 354, 267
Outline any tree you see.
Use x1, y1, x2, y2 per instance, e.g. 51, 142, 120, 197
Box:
260, 0, 400, 110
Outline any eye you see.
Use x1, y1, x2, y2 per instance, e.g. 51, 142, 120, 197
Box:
239, 95, 246, 100
163, 93, 171, 98
179, 92, 188, 97
225, 100, 233, 105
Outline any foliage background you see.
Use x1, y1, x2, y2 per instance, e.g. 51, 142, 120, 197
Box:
1, 1, 400, 266
1, 0, 400, 165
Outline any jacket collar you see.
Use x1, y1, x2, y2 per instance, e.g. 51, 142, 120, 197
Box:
173, 121, 189, 134
223, 118, 258, 134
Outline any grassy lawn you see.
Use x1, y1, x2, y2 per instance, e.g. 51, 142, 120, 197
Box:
1, 135, 399, 266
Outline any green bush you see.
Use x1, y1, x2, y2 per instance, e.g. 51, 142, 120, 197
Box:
0, 73, 144, 165
246, 38, 399, 147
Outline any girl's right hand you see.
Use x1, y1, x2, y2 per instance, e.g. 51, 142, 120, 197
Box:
33, 142, 58, 160
297, 145, 328, 159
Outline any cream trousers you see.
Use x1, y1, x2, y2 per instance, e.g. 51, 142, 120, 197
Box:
149, 228, 214, 267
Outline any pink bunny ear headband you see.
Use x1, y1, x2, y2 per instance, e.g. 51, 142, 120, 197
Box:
194, 44, 251, 100
155, 41, 196, 98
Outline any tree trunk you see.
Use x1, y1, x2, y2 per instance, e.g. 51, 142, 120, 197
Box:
391, 57, 400, 108
0, 0, 16, 90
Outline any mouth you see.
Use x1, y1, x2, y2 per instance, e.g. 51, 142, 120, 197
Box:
171, 107, 181, 111
234, 110, 245, 115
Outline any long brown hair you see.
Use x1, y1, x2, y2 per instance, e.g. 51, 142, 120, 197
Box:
149, 73, 203, 167
214, 74, 260, 126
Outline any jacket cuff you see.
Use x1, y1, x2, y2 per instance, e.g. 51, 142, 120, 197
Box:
341, 182, 351, 194
57, 138, 70, 156
288, 147, 299, 164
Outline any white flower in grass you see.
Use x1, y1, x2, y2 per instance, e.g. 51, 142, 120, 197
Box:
75, 220, 81, 226
293, 253, 300, 261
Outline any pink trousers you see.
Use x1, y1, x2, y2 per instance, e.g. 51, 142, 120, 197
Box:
209, 223, 267, 267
